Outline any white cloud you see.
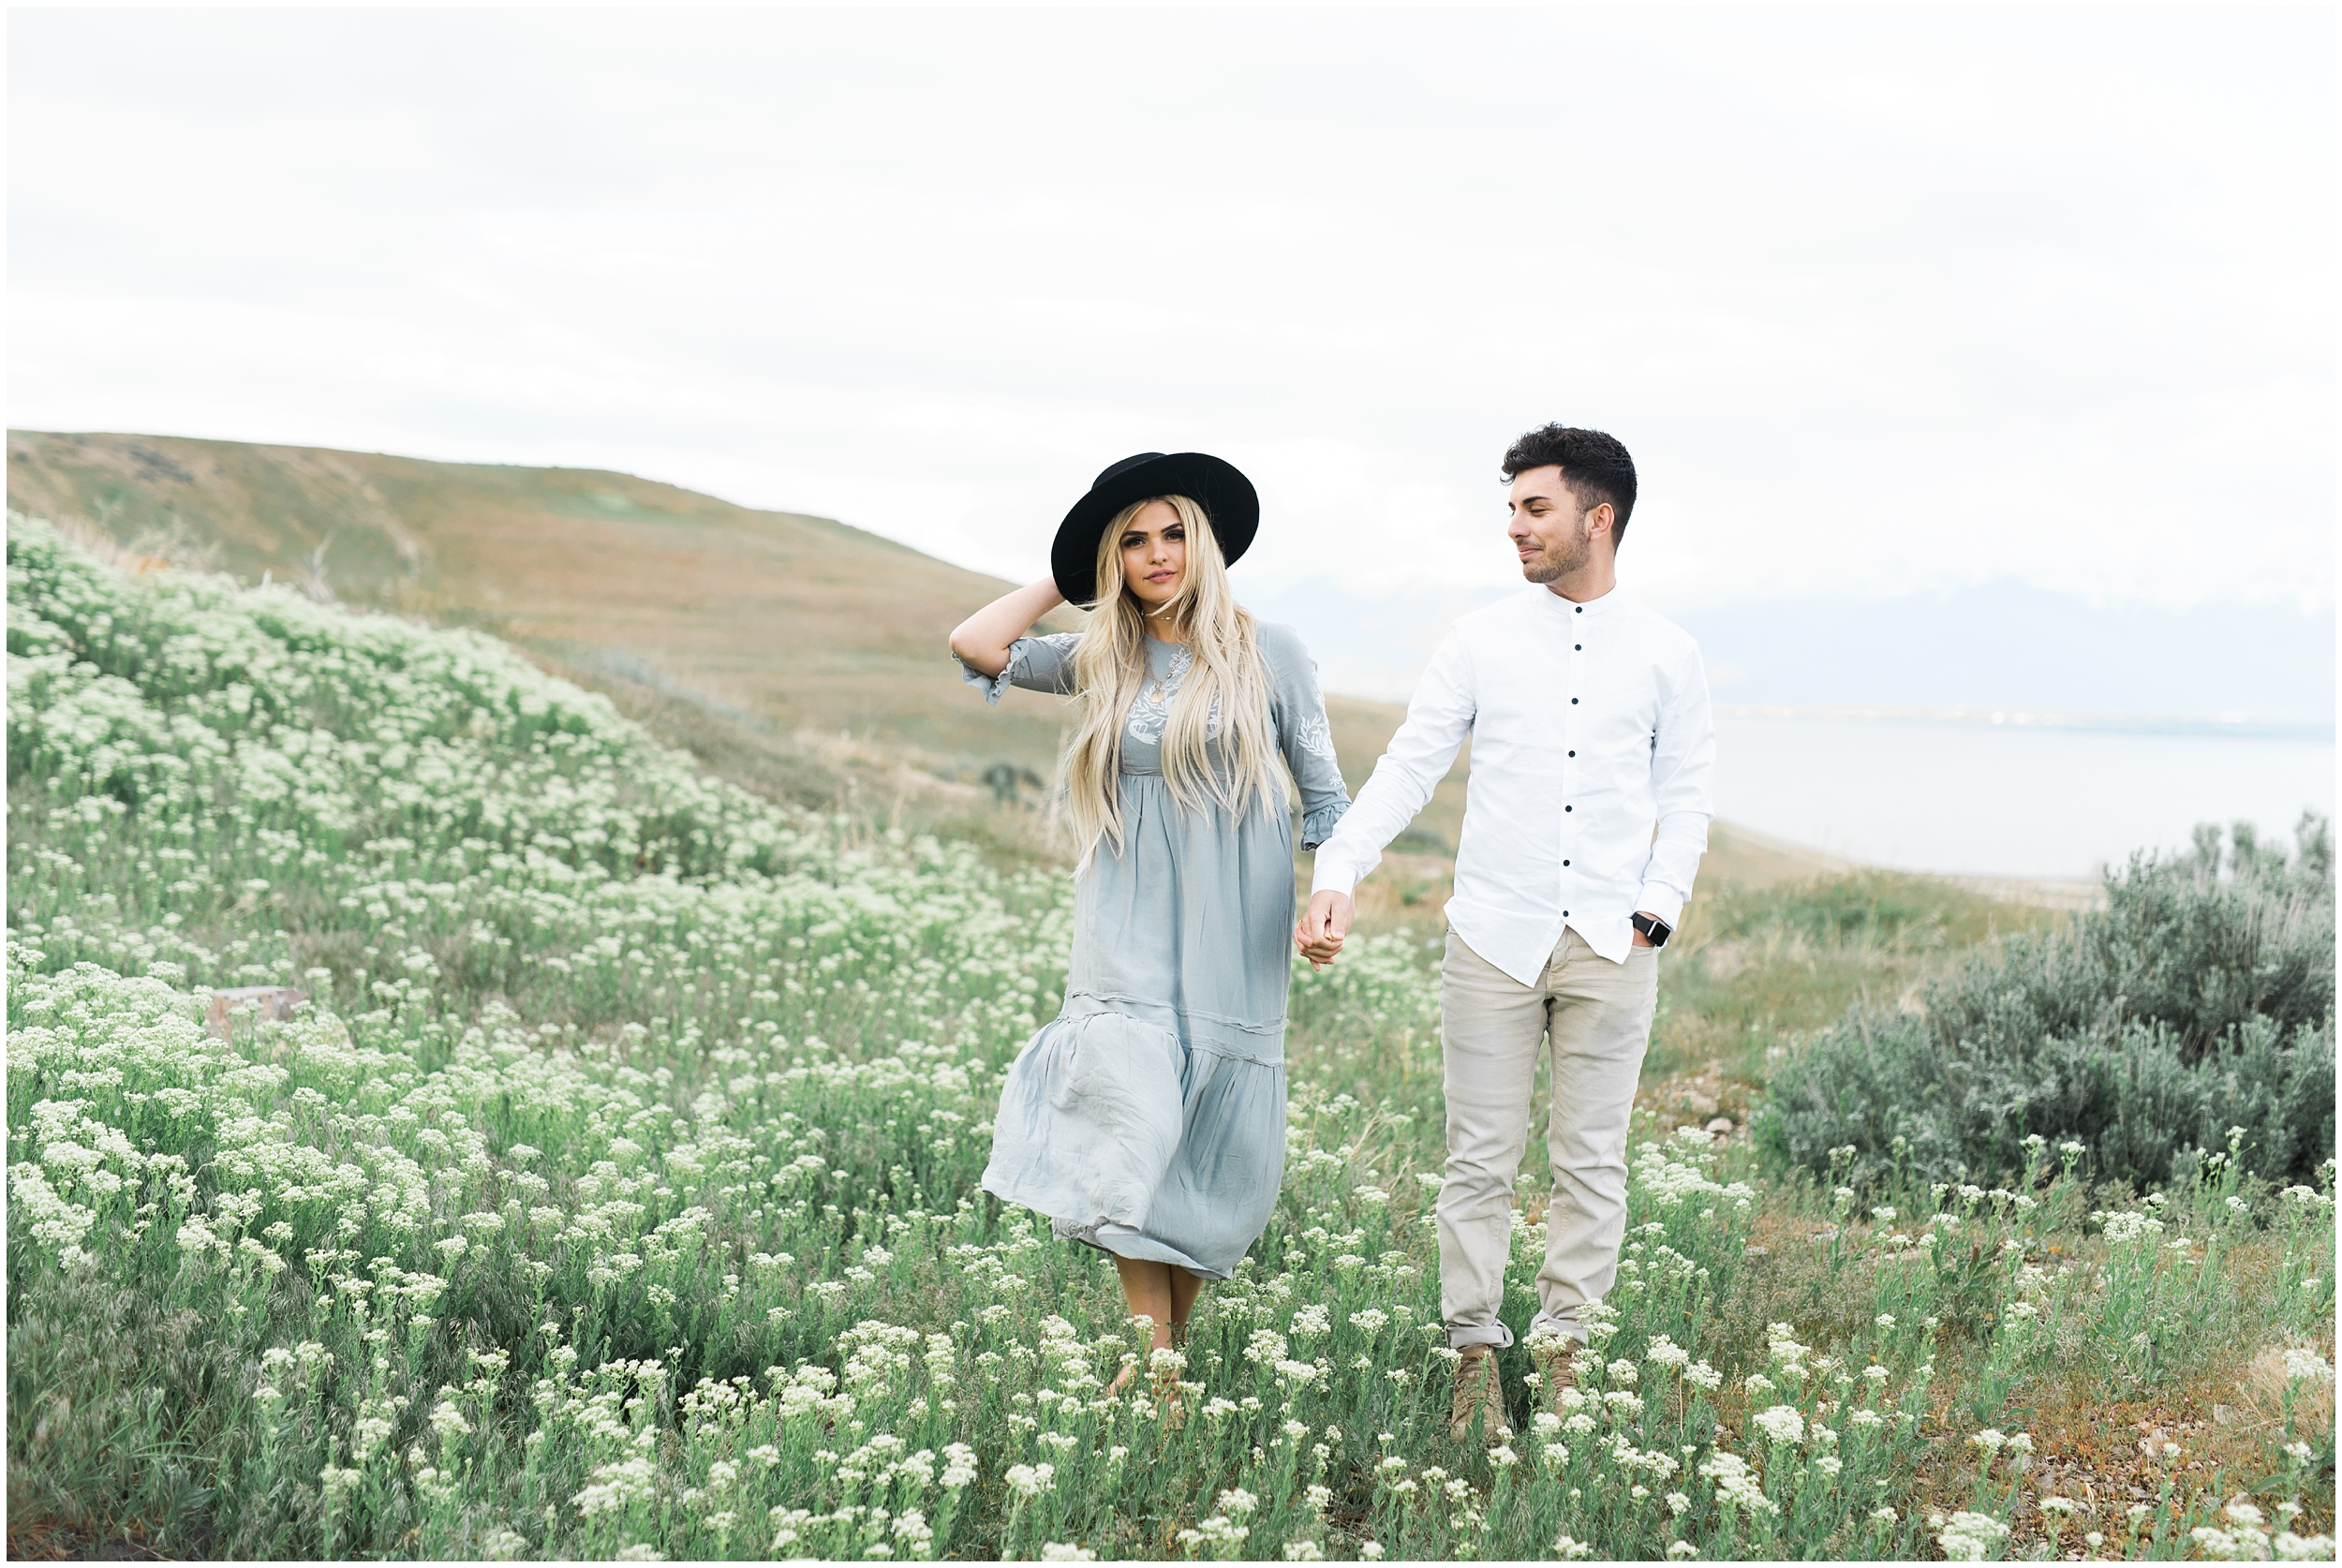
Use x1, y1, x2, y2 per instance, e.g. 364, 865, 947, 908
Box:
7, 6, 2331, 621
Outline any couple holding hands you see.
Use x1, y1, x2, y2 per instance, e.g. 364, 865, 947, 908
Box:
948, 423, 1715, 1439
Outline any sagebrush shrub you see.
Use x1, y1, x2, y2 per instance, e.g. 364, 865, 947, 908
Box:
1758, 820, 2336, 1189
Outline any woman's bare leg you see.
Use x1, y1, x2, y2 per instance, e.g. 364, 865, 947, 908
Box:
1114, 1256, 1177, 1348
1109, 1256, 1175, 1396
1168, 1269, 1203, 1340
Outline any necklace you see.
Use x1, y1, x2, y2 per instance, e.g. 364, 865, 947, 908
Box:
1144, 643, 1188, 706
1143, 604, 1183, 703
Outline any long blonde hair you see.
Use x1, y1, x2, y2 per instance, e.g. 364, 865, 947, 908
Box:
1062, 495, 1282, 860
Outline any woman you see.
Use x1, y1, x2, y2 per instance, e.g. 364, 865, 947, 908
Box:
949, 451, 1351, 1402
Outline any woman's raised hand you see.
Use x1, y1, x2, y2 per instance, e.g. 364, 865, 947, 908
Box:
948, 577, 1068, 678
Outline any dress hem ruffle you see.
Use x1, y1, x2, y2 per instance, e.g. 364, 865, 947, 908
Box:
980, 1008, 1282, 1280
1041, 1215, 1226, 1280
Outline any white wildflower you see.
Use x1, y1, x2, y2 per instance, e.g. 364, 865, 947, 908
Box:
2281, 1349, 2334, 1383
1937, 1512, 2012, 1561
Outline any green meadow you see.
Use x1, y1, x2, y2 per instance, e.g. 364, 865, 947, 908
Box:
7, 506, 2333, 1561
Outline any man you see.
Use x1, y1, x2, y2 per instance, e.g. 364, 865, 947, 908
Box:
1295, 424, 1714, 1441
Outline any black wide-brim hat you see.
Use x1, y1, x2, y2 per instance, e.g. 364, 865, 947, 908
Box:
1050, 451, 1259, 609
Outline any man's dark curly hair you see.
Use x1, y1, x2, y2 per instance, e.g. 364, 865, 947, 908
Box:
1501, 425, 1638, 548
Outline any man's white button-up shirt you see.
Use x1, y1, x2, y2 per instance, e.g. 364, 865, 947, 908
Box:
1310, 585, 1716, 984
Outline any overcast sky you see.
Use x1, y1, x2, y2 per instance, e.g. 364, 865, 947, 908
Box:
9, 7, 2335, 632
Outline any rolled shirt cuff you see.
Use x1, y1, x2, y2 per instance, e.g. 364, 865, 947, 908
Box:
1310, 851, 1367, 897
1634, 882, 1687, 929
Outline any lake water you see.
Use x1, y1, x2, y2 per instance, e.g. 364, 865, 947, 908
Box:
1712, 716, 2336, 879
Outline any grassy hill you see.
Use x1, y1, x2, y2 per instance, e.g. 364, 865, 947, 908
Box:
6, 430, 1089, 803
7, 428, 1818, 892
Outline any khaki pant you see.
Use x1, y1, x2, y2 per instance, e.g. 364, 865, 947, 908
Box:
1436, 928, 1658, 1348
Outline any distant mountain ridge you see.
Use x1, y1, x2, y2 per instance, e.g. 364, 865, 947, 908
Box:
1709, 705, 2332, 743
1679, 583, 2335, 728
1251, 572, 2335, 727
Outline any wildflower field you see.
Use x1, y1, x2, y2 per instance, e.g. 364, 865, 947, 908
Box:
7, 516, 2335, 1561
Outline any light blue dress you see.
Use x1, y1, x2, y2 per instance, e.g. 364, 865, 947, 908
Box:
958, 625, 1351, 1278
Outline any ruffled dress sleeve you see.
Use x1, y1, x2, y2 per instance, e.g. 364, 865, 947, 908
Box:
1259, 624, 1352, 851
954, 632, 1083, 706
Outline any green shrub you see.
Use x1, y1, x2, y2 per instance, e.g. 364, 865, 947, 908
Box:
1758, 816, 2336, 1189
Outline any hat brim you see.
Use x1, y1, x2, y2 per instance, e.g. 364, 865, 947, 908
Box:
1050, 452, 1260, 609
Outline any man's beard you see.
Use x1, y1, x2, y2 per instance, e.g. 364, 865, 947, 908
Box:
1520, 515, 1593, 584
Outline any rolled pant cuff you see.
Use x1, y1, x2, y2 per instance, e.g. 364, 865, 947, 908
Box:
1528, 1312, 1588, 1346
1446, 1323, 1515, 1350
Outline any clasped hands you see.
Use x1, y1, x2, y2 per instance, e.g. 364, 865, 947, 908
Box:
1293, 891, 1354, 969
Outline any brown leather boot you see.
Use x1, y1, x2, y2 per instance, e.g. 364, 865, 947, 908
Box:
1447, 1344, 1510, 1442
1528, 1332, 1580, 1413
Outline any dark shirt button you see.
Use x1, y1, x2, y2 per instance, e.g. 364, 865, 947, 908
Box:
1564, 910, 1570, 917
1571, 698, 1579, 704
1575, 605, 1582, 613
1568, 750, 1576, 757
1564, 805, 1572, 812
1575, 643, 1582, 650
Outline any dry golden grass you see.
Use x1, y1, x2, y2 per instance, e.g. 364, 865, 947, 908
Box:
7, 429, 1089, 785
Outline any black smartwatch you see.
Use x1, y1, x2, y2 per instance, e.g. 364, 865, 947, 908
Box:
1630, 911, 1672, 948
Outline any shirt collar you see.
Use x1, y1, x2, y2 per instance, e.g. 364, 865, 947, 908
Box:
1540, 584, 1623, 619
